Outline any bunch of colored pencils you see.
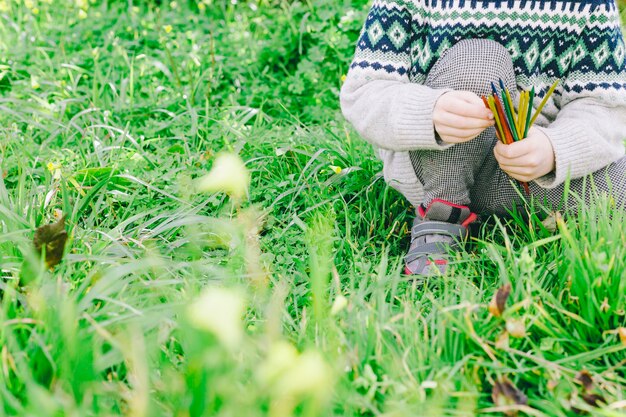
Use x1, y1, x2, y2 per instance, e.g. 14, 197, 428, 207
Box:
481, 79, 559, 194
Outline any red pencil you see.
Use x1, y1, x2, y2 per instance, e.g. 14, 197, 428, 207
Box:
485, 93, 531, 196
493, 95, 514, 145
482, 96, 505, 144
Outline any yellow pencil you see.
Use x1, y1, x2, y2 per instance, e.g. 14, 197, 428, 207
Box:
488, 96, 506, 142
517, 91, 527, 138
505, 89, 517, 127
529, 80, 560, 126
515, 92, 522, 138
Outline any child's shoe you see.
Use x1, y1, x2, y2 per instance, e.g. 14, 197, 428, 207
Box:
404, 199, 478, 275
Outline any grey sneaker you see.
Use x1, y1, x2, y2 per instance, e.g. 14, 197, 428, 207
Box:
404, 199, 477, 276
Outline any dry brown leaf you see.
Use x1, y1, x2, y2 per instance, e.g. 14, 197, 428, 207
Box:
33, 216, 68, 268
582, 393, 606, 408
618, 327, 626, 345
575, 371, 594, 392
572, 371, 607, 413
489, 283, 512, 317
492, 377, 528, 417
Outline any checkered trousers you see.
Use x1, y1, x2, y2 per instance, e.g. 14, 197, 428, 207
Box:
409, 39, 626, 216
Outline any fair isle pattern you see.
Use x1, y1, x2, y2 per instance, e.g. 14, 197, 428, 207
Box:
350, 0, 626, 100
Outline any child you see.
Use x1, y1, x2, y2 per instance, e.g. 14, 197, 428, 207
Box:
340, 0, 626, 275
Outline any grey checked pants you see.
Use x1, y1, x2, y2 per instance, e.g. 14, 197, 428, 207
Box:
409, 39, 626, 216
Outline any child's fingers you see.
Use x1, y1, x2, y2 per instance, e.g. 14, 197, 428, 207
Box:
438, 92, 493, 120
498, 164, 535, 177
436, 126, 486, 142
455, 105, 493, 120
494, 148, 532, 168
494, 142, 545, 181
455, 91, 486, 106
493, 140, 534, 160
444, 101, 493, 120
456, 91, 494, 118
434, 112, 494, 130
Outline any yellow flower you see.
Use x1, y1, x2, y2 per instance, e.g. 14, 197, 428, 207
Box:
130, 152, 145, 162
187, 287, 246, 349
258, 342, 333, 401
257, 341, 299, 384
506, 318, 526, 338
421, 380, 438, 390
47, 162, 62, 180
274, 350, 333, 399
198, 2, 206, 11
329, 165, 342, 174
164, 25, 173, 34
196, 152, 250, 201
341, 74, 347, 82
330, 295, 347, 315
30, 75, 40, 90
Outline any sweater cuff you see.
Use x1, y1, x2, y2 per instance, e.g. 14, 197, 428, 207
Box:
532, 124, 592, 189
393, 85, 453, 150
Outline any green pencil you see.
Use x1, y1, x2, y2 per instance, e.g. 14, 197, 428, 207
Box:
501, 90, 519, 142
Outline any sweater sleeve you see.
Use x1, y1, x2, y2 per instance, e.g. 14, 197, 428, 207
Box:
534, 2, 626, 189
339, 0, 451, 152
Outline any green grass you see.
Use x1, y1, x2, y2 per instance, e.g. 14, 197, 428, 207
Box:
0, 1, 625, 416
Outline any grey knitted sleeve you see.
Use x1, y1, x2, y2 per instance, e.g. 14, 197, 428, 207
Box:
339, 0, 452, 152
340, 78, 452, 151
533, 7, 626, 189
534, 98, 626, 189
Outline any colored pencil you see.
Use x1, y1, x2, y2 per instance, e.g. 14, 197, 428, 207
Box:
529, 80, 559, 126
487, 96, 505, 141
500, 92, 519, 142
500, 79, 518, 131
491, 83, 514, 144
493, 94, 514, 144
517, 91, 527, 138
524, 87, 534, 137
481, 79, 560, 197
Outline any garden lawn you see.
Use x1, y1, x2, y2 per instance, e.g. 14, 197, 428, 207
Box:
0, 1, 625, 416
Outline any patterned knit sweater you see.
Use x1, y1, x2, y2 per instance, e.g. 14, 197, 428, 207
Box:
340, 0, 626, 207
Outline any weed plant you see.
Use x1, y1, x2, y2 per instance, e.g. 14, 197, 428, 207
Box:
0, 1, 625, 416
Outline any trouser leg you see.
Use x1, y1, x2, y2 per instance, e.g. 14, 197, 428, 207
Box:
480, 156, 626, 216
410, 38, 626, 216
409, 38, 517, 207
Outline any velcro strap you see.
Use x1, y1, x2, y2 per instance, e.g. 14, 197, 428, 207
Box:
404, 242, 455, 264
411, 221, 467, 240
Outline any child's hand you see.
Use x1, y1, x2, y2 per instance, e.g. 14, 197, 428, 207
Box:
494, 127, 555, 182
433, 91, 495, 144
